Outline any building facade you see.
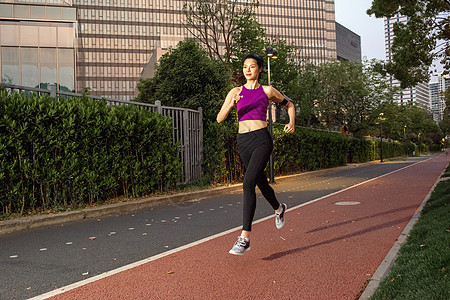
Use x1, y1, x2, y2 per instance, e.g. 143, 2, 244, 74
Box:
429, 73, 450, 122
0, 0, 77, 91
1, 0, 337, 100
335, 21, 361, 63
385, 14, 430, 110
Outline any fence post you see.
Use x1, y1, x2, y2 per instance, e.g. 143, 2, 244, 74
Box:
155, 100, 162, 114
49, 83, 57, 99
198, 107, 203, 177
183, 109, 191, 184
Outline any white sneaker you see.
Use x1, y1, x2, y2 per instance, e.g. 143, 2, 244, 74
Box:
229, 236, 250, 255
275, 203, 287, 229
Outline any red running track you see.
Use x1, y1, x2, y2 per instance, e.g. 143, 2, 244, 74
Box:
46, 154, 449, 300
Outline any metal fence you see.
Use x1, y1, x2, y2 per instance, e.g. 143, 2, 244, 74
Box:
0, 83, 203, 184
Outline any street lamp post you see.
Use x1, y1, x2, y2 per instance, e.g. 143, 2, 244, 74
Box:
378, 113, 385, 163
380, 122, 383, 163
266, 46, 277, 184
403, 125, 407, 157
418, 132, 421, 156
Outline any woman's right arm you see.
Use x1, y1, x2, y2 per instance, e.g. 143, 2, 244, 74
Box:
216, 87, 242, 123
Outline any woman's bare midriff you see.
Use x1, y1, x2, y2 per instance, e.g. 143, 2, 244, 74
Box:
238, 120, 267, 133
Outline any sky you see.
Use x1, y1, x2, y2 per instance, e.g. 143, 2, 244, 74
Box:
334, 0, 386, 61
334, 0, 444, 80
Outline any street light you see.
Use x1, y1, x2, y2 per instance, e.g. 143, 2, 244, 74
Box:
403, 125, 407, 157
418, 132, 421, 156
266, 46, 277, 183
378, 113, 385, 163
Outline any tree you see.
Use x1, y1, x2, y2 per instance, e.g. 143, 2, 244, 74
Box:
135, 39, 234, 183
230, 15, 266, 71
369, 100, 404, 140
135, 39, 230, 120
287, 64, 322, 127
314, 61, 380, 135
367, 0, 450, 88
439, 89, 450, 136
183, 0, 260, 68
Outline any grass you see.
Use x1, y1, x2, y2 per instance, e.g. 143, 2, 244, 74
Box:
369, 163, 450, 300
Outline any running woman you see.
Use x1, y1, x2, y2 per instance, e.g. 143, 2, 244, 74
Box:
216, 54, 296, 255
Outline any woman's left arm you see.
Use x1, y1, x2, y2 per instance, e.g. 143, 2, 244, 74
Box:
264, 86, 295, 134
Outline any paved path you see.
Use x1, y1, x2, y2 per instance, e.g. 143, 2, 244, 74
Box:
30, 153, 449, 300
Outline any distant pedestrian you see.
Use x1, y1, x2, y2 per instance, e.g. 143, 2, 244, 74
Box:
216, 54, 296, 255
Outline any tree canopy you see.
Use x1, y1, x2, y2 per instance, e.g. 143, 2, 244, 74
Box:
183, 0, 260, 68
135, 39, 230, 120
367, 0, 450, 88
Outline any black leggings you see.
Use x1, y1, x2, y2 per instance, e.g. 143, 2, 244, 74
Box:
237, 127, 280, 231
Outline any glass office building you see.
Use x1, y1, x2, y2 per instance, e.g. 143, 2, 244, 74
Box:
1, 0, 337, 100
335, 22, 361, 63
385, 14, 430, 110
430, 74, 450, 122
0, 0, 77, 91
73, 0, 336, 100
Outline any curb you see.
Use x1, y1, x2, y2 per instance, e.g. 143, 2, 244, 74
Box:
358, 168, 446, 299
0, 183, 239, 236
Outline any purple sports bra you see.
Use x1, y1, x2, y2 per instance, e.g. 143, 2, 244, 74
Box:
236, 85, 268, 122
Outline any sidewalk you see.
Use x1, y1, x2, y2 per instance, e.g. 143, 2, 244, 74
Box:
34, 154, 449, 300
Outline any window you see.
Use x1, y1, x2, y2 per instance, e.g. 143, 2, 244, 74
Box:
58, 48, 75, 91
40, 48, 57, 86
21, 48, 39, 87
1, 47, 20, 84
13, 5, 29, 19
46, 6, 61, 20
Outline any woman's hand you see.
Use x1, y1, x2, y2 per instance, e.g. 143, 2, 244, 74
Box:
232, 91, 243, 106
284, 123, 295, 134
217, 87, 242, 123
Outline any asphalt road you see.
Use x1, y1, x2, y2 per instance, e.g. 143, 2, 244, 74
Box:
0, 156, 430, 300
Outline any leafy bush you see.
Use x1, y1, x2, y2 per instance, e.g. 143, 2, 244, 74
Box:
273, 126, 348, 173
0, 89, 181, 215
136, 39, 232, 183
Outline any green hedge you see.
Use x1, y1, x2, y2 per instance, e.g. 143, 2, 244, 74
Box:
0, 89, 181, 215
273, 126, 348, 173
212, 123, 416, 183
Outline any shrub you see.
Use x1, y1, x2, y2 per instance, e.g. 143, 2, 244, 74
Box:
0, 89, 181, 215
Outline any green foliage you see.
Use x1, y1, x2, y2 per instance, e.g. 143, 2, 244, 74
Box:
314, 61, 381, 135
365, 101, 444, 151
288, 64, 321, 127
348, 138, 373, 163
214, 123, 415, 183
136, 39, 232, 182
367, 0, 450, 87
273, 126, 348, 173
370, 168, 450, 299
230, 14, 267, 77
0, 89, 181, 215
439, 89, 450, 136
289, 59, 395, 136
136, 39, 230, 120
182, 0, 260, 67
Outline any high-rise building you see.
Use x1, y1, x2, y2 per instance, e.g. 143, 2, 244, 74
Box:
385, 14, 430, 110
0, 0, 77, 91
430, 73, 450, 122
335, 22, 361, 63
1, 0, 337, 100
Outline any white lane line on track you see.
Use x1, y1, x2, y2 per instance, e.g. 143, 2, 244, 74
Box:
30, 157, 432, 300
